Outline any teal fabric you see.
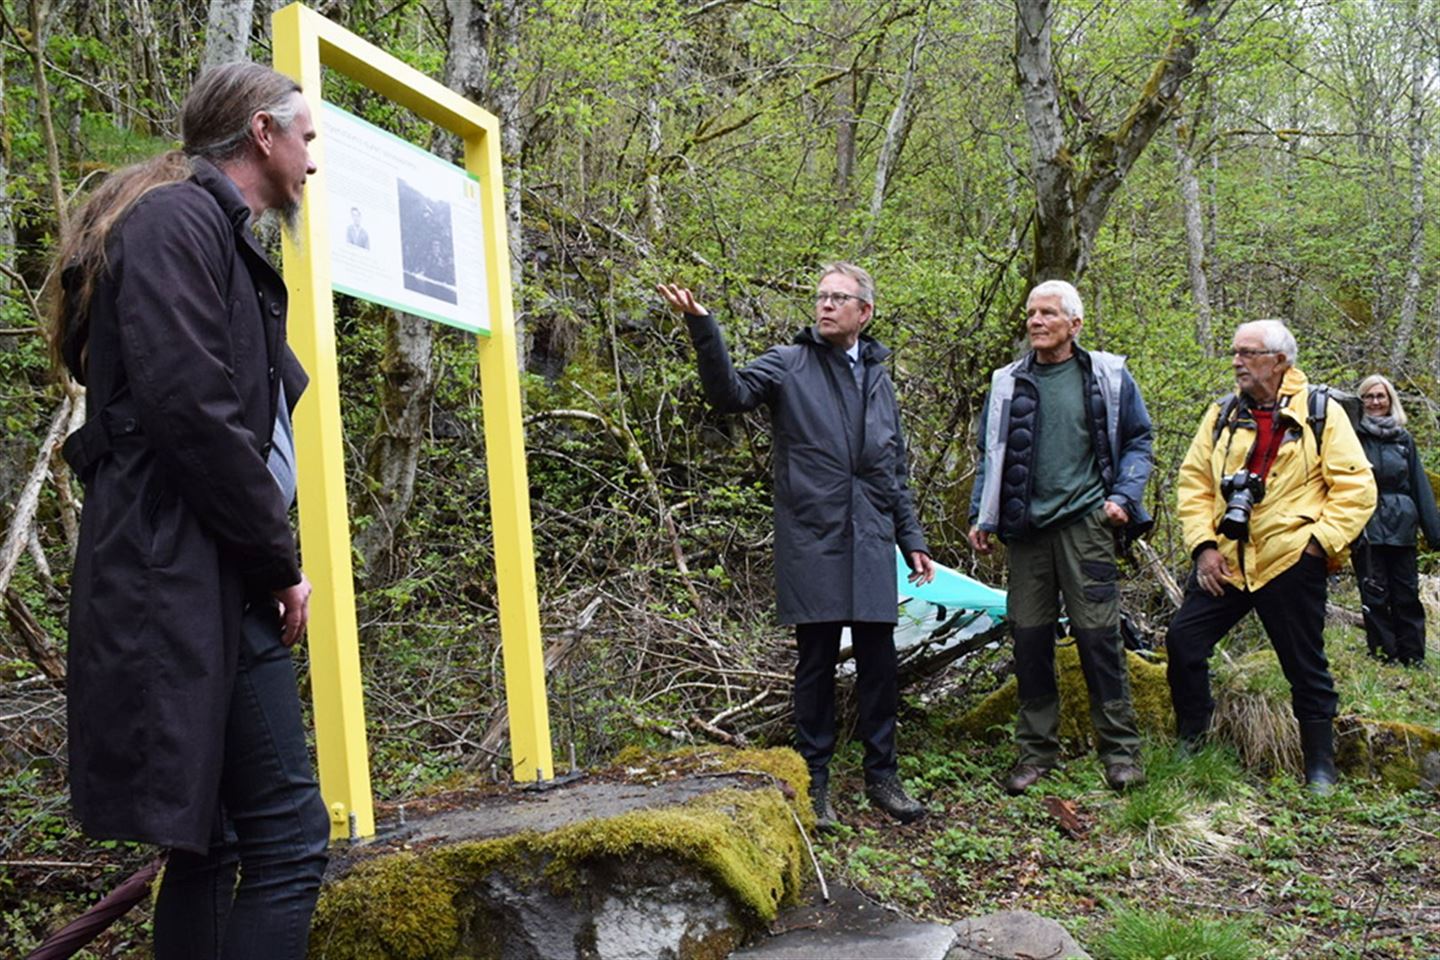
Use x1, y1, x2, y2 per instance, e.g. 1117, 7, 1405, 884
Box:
895, 548, 1007, 617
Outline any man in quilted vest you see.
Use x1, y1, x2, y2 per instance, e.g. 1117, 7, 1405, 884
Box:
969, 280, 1155, 796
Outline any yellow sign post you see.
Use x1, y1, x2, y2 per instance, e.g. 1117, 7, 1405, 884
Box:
273, 2, 553, 840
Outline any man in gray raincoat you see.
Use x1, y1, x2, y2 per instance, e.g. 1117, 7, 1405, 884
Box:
659, 263, 934, 828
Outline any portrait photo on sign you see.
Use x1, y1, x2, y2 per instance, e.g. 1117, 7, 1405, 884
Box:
398, 179, 458, 305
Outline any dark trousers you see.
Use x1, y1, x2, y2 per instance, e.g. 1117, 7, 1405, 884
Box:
154, 604, 330, 960
793, 621, 898, 786
1354, 543, 1428, 664
1166, 551, 1338, 740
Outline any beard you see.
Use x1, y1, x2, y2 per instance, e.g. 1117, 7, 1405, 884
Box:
277, 198, 302, 240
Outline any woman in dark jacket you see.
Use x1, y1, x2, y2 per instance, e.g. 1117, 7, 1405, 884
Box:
1353, 374, 1440, 664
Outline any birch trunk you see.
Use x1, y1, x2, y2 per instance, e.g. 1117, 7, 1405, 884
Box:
1175, 117, 1213, 355
495, 0, 525, 371
1015, 0, 1214, 282
1391, 14, 1425, 368
201, 0, 253, 69
861, 24, 926, 253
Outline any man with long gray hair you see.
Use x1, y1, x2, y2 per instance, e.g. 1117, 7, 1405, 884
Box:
1168, 319, 1375, 794
48, 63, 328, 957
969, 280, 1154, 796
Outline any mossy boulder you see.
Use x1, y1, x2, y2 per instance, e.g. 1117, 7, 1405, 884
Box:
947, 645, 1175, 749
1335, 716, 1440, 790
308, 747, 812, 960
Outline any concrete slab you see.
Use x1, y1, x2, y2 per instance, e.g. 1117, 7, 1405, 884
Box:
731, 885, 956, 960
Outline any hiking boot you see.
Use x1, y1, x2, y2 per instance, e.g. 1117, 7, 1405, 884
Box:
1174, 733, 1207, 760
1104, 761, 1146, 792
1300, 718, 1338, 796
1002, 763, 1052, 796
809, 780, 839, 833
865, 775, 927, 824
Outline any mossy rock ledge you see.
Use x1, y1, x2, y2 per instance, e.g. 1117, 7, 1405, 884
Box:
308, 747, 813, 960
947, 645, 1175, 747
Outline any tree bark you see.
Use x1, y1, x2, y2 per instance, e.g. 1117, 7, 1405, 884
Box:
1015, 0, 1216, 282
861, 23, 926, 253
201, 0, 253, 69
1391, 10, 1425, 368
25, 0, 67, 236
495, 0, 525, 372
1175, 113, 1213, 355
353, 312, 436, 582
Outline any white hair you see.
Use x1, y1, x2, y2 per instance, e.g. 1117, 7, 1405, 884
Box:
1028, 280, 1083, 319
1236, 319, 1298, 365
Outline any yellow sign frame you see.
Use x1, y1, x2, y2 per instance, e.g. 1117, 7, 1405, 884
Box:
273, 2, 553, 840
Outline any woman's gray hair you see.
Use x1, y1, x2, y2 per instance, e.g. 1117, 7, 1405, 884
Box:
1028, 279, 1083, 319
1358, 373, 1407, 426
1237, 318, 1298, 365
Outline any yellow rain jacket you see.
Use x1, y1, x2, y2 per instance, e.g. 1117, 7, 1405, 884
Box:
1177, 366, 1376, 591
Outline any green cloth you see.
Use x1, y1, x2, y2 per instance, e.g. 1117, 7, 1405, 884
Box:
1029, 357, 1105, 531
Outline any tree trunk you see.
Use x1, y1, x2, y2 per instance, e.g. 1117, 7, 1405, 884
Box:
495, 0, 525, 372
1015, 0, 1215, 283
860, 23, 926, 253
26, 0, 67, 237
834, 72, 856, 207
0, 43, 11, 304
353, 311, 436, 582
201, 0, 253, 69
1391, 12, 1425, 369
1175, 115, 1213, 355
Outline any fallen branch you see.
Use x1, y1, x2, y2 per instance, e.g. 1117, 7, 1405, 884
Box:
4, 589, 66, 683
0, 397, 72, 597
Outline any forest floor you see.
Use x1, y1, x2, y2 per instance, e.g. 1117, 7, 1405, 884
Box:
815, 625, 1440, 960
4, 624, 1439, 958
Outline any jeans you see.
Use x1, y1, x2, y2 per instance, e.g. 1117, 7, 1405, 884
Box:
153, 603, 330, 960
793, 621, 898, 786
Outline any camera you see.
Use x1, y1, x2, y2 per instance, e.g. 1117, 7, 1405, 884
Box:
1218, 470, 1266, 540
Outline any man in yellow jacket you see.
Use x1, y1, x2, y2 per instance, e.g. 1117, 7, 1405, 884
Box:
1168, 319, 1375, 794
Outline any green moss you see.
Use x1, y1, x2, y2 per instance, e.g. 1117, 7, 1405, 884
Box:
308, 748, 812, 960
948, 646, 1174, 748
308, 851, 464, 960
1336, 716, 1440, 790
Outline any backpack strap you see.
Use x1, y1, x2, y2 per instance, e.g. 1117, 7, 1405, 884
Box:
1210, 393, 1241, 445
1306, 385, 1328, 456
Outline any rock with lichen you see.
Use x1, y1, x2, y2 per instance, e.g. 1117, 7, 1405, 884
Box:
307, 747, 812, 960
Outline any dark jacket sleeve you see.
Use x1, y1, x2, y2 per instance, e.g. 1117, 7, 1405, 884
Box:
112, 191, 299, 589
1108, 367, 1154, 520
684, 311, 788, 413
1408, 438, 1440, 548
892, 403, 928, 556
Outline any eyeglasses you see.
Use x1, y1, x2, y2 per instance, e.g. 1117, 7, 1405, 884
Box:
816, 292, 866, 306
1231, 348, 1279, 359
1361, 392, 1389, 402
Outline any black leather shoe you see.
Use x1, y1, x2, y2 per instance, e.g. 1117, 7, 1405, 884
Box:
809, 781, 839, 833
865, 775, 926, 824
1003, 763, 1052, 796
1104, 761, 1147, 792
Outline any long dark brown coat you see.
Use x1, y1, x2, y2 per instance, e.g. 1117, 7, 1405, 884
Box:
62, 159, 308, 853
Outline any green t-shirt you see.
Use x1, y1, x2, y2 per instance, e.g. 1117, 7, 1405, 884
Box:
1029, 356, 1105, 530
